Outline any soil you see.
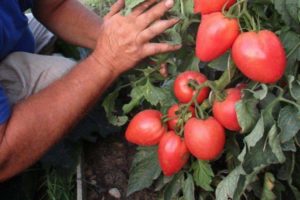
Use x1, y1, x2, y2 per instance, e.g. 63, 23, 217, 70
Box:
84, 133, 158, 200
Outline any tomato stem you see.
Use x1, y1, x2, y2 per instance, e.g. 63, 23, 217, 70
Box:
279, 97, 300, 110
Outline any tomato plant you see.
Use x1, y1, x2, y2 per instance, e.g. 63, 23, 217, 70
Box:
232, 30, 286, 83
173, 71, 209, 103
101, 0, 300, 199
196, 12, 240, 62
212, 87, 242, 131
158, 131, 190, 176
184, 117, 225, 160
125, 109, 166, 146
194, 0, 237, 14
167, 104, 194, 131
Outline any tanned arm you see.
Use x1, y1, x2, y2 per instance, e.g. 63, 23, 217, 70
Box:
0, 0, 180, 181
32, 0, 103, 49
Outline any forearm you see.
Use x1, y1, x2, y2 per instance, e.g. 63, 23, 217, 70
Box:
33, 0, 102, 49
0, 55, 116, 181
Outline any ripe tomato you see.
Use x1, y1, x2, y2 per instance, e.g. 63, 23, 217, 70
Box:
174, 71, 209, 104
232, 30, 286, 83
212, 88, 241, 131
167, 104, 195, 131
125, 110, 166, 146
196, 12, 240, 62
158, 131, 190, 176
194, 0, 236, 14
184, 117, 225, 160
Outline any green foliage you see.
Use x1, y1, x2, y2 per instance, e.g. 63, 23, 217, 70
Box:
96, 0, 300, 199
127, 146, 161, 196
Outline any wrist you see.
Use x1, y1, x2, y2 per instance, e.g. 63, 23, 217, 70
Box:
89, 51, 120, 79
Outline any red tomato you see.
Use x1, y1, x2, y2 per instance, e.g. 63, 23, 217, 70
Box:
167, 104, 195, 131
125, 110, 166, 146
184, 117, 225, 160
158, 131, 190, 176
196, 12, 240, 62
212, 88, 241, 131
232, 30, 286, 83
194, 0, 236, 14
174, 71, 210, 103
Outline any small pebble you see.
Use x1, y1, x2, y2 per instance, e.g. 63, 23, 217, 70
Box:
108, 188, 121, 199
90, 180, 97, 185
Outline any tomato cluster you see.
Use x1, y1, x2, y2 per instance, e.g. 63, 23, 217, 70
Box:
125, 0, 288, 177
125, 71, 243, 176
194, 0, 286, 83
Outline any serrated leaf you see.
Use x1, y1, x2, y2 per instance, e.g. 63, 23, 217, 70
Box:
144, 81, 169, 106
127, 146, 161, 196
164, 172, 184, 200
182, 174, 195, 200
278, 106, 300, 143
192, 160, 214, 191
102, 90, 128, 126
242, 128, 286, 174
236, 99, 259, 133
122, 86, 144, 114
285, 0, 300, 23
216, 166, 243, 200
274, 0, 300, 32
208, 52, 230, 71
280, 31, 300, 75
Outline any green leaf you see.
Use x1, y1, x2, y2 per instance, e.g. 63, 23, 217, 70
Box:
252, 84, 268, 100
278, 106, 300, 143
280, 31, 300, 75
144, 81, 169, 106
282, 139, 297, 152
124, 0, 146, 14
208, 52, 230, 71
122, 86, 144, 114
102, 90, 128, 126
236, 99, 259, 133
274, 0, 300, 32
277, 152, 295, 181
182, 174, 195, 200
127, 146, 161, 196
268, 125, 286, 163
225, 133, 241, 171
244, 116, 265, 148
215, 166, 243, 200
192, 160, 214, 191
285, 0, 300, 23
288, 75, 300, 102
261, 173, 276, 200
242, 127, 286, 174
164, 172, 184, 200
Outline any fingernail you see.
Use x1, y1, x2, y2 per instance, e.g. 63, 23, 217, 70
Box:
165, 0, 174, 8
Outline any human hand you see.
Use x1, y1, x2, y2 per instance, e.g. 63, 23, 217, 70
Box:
91, 0, 181, 77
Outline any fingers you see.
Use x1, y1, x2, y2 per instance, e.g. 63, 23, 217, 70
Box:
143, 43, 181, 56
137, 18, 179, 43
137, 0, 174, 29
107, 0, 125, 17
131, 0, 157, 16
